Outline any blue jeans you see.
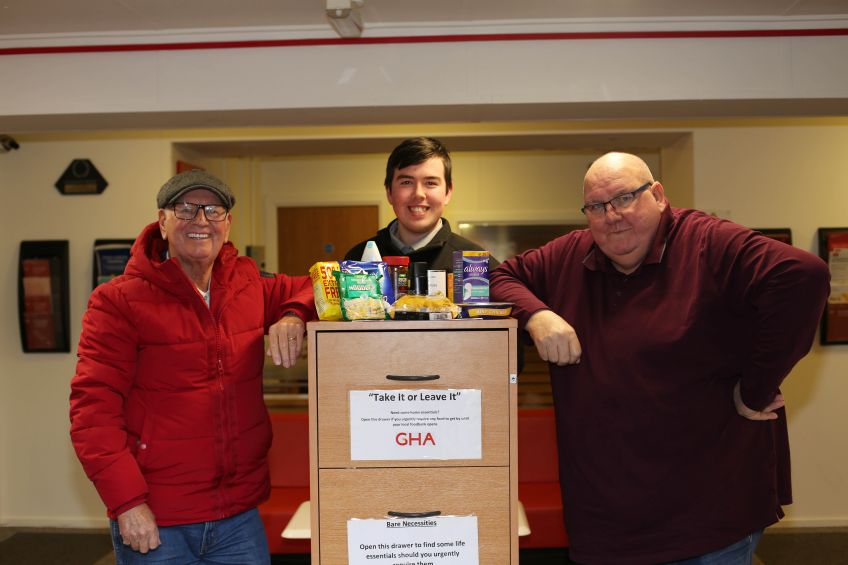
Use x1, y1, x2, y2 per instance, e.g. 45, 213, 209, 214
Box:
663, 530, 763, 565
111, 508, 271, 565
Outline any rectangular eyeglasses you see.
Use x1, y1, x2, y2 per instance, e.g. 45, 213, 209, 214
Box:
580, 181, 653, 217
171, 202, 229, 222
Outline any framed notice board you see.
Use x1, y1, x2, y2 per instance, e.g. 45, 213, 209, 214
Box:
93, 238, 134, 289
754, 228, 793, 246
818, 228, 848, 345
18, 240, 70, 353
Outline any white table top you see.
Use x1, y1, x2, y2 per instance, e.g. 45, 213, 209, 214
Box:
282, 500, 312, 539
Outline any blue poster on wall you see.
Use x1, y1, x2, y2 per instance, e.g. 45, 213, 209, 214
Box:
93, 239, 134, 288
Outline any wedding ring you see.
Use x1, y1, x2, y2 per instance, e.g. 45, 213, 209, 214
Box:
287, 337, 297, 341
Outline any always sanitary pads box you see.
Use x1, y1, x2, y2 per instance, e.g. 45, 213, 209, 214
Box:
452, 251, 490, 303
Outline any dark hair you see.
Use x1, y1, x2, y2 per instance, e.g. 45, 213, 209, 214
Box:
384, 137, 452, 190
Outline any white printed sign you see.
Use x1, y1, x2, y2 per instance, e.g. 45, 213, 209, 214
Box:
828, 247, 848, 303
349, 389, 482, 460
348, 515, 479, 565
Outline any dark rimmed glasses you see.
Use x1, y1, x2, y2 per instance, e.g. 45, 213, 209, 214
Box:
170, 202, 229, 222
580, 181, 653, 218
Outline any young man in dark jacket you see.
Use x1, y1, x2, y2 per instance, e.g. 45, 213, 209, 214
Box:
345, 137, 497, 271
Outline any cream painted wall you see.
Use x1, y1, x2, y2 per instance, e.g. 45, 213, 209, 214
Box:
660, 134, 695, 209
0, 137, 257, 527
1, 121, 846, 530
692, 124, 848, 527
0, 136, 174, 526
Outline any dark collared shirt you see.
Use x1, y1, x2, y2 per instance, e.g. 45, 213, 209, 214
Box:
344, 218, 499, 272
491, 207, 830, 565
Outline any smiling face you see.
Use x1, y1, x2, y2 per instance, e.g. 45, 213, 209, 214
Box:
386, 157, 453, 246
158, 188, 231, 277
583, 153, 667, 274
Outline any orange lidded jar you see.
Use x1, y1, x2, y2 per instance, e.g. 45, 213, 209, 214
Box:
383, 256, 410, 302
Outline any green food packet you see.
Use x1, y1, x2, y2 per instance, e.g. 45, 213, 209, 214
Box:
333, 270, 389, 320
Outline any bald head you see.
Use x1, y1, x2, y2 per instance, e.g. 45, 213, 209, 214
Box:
581, 152, 668, 274
584, 152, 654, 195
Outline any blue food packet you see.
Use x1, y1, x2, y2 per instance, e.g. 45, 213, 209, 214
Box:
339, 260, 395, 305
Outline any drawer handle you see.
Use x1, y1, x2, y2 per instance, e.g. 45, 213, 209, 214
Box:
387, 510, 442, 518
385, 374, 441, 381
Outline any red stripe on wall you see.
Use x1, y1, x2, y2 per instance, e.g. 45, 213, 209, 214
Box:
2, 28, 847, 56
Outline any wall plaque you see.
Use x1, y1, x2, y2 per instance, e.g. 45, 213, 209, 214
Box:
55, 159, 108, 195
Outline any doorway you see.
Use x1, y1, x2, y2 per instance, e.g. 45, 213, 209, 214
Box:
276, 205, 379, 275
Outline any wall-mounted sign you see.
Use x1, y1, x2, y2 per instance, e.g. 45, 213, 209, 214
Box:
55, 159, 107, 195
819, 228, 848, 344
348, 515, 479, 565
93, 239, 134, 288
349, 388, 482, 461
18, 240, 70, 353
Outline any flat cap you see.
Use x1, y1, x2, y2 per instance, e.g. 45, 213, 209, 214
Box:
156, 170, 236, 209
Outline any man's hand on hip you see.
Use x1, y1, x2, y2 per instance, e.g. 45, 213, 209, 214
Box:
526, 310, 582, 366
733, 381, 784, 421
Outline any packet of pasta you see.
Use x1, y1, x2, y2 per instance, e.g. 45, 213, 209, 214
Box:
309, 261, 342, 321
392, 292, 461, 320
334, 270, 390, 320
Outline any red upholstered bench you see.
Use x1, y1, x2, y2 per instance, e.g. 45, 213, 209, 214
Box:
258, 409, 567, 552
258, 411, 311, 554
518, 408, 569, 549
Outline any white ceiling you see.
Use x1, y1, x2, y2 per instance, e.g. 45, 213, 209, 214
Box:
2, 0, 847, 37
3, 0, 847, 155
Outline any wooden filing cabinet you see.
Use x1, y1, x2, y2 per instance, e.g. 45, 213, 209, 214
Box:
308, 319, 518, 564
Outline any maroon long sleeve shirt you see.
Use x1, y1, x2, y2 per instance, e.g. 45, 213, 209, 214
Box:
491, 207, 830, 565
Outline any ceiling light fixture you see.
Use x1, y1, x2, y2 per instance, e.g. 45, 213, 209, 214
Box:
326, 0, 364, 38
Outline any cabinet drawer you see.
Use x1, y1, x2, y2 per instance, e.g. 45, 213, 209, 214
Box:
314, 329, 510, 468
316, 467, 511, 565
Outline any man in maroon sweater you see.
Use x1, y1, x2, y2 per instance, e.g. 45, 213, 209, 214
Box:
491, 152, 830, 565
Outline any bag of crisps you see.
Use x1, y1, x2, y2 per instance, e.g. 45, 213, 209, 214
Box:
309, 261, 342, 321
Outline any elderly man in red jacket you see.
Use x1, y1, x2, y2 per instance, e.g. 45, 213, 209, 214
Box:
70, 170, 315, 564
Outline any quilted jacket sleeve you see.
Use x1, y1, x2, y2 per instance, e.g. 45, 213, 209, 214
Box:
69, 282, 148, 517
262, 272, 316, 330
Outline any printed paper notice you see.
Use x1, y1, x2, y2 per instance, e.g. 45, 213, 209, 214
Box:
348, 515, 479, 565
828, 245, 848, 304
350, 389, 481, 460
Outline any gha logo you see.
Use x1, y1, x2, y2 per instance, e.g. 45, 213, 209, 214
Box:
395, 432, 436, 446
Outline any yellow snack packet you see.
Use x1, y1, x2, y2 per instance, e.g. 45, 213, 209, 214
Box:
391, 292, 461, 320
309, 261, 342, 321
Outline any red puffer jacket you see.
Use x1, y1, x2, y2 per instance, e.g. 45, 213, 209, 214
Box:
70, 222, 314, 525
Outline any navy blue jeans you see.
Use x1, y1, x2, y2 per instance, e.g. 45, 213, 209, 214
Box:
663, 530, 763, 565
111, 508, 271, 565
